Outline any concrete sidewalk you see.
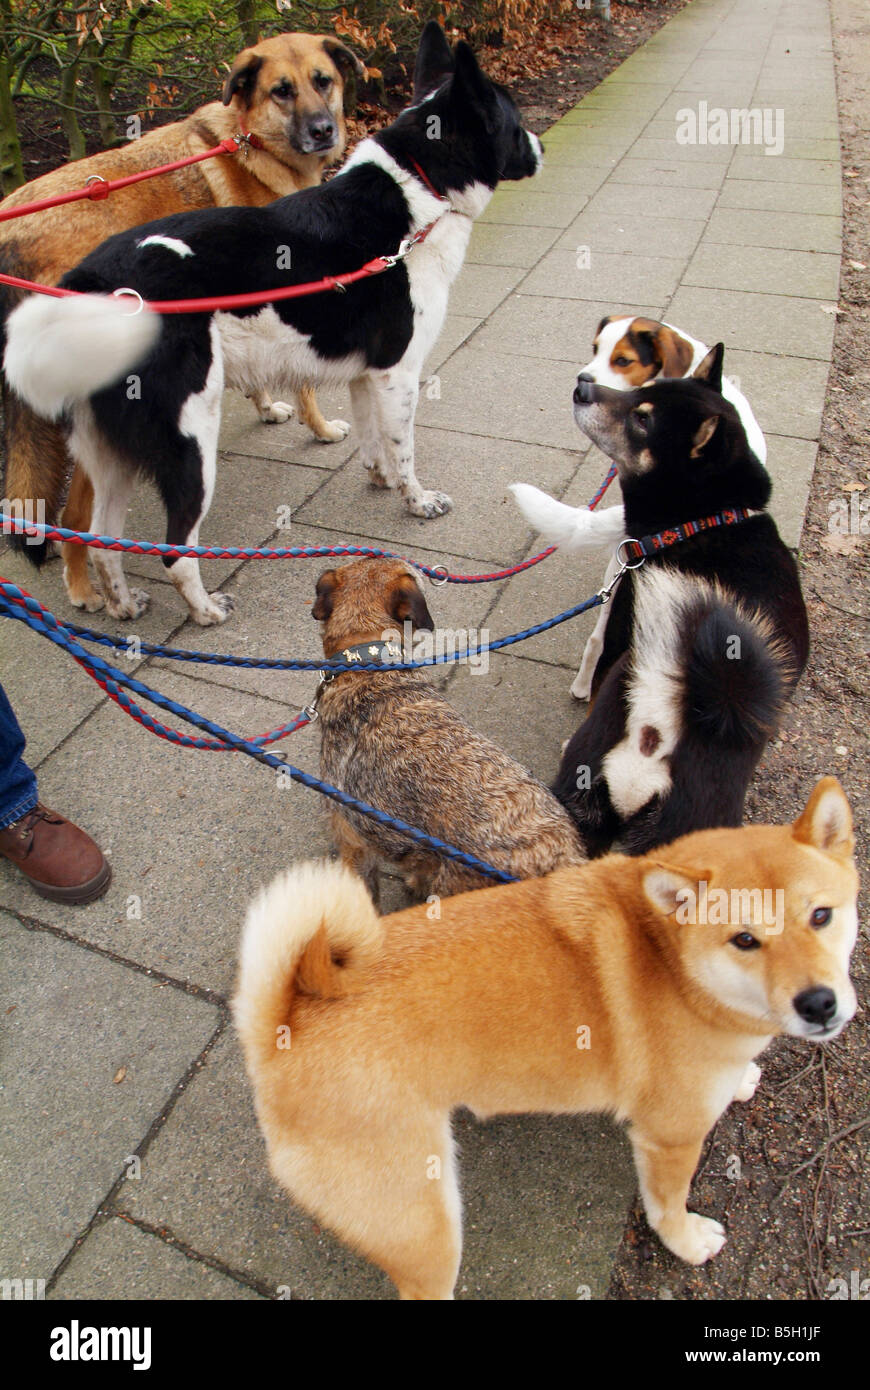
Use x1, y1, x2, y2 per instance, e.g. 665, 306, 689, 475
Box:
0, 0, 842, 1299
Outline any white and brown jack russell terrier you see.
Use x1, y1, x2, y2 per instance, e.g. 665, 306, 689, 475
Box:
511, 315, 767, 701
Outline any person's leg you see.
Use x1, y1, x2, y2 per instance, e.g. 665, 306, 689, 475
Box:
0, 682, 38, 829
0, 683, 111, 904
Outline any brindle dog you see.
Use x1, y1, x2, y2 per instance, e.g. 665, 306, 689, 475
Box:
311, 558, 586, 903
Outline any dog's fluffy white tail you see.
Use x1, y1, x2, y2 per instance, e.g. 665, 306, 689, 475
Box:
233, 861, 383, 1065
509, 482, 626, 554
3, 294, 161, 419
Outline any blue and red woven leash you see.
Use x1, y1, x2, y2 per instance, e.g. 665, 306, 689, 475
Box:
0, 503, 757, 882
0, 581, 518, 883
0, 463, 619, 583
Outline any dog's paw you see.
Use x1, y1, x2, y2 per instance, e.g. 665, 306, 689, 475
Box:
663, 1213, 727, 1265
364, 459, 393, 489
315, 418, 351, 443
105, 587, 150, 620
65, 572, 106, 613
734, 1061, 762, 1103
409, 490, 453, 519
260, 400, 295, 424
192, 592, 235, 626
569, 670, 593, 701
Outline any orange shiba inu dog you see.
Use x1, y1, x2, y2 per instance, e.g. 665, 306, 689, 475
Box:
233, 778, 859, 1299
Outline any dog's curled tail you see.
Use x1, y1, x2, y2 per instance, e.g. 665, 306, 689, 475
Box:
3, 293, 160, 421
684, 601, 791, 750
508, 482, 626, 555
233, 861, 384, 1065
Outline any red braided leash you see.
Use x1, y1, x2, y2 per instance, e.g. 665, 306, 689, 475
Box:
0, 132, 262, 227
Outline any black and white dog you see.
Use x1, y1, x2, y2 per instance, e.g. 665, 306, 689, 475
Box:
4, 24, 541, 624
542, 349, 810, 856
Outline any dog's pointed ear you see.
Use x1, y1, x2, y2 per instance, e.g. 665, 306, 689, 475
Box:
451, 40, 497, 116
690, 414, 720, 458
312, 569, 338, 621
657, 326, 695, 379
643, 863, 714, 920
222, 50, 264, 108
692, 343, 725, 393
321, 37, 365, 82
413, 20, 454, 101
390, 574, 435, 632
792, 778, 854, 861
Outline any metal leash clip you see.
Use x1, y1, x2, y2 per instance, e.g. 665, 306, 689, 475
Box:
302, 668, 337, 721
380, 236, 417, 269
597, 538, 645, 602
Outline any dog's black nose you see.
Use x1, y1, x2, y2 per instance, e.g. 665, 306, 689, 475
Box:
794, 986, 837, 1026
308, 120, 336, 147
574, 374, 595, 405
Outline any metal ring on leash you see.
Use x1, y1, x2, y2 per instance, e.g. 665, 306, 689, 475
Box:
615, 538, 646, 570
428, 565, 449, 587
112, 287, 145, 316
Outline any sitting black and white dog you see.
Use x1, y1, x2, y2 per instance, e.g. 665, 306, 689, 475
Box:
511, 318, 767, 700
4, 23, 541, 625
537, 350, 810, 857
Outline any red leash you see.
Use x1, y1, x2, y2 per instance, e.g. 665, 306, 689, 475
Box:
0, 132, 262, 227
0, 153, 447, 313
0, 242, 422, 314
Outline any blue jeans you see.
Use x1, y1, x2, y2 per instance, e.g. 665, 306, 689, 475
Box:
0, 682, 38, 828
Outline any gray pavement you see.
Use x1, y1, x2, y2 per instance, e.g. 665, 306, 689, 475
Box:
0, 0, 843, 1299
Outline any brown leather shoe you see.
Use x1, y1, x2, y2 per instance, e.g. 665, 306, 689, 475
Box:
0, 803, 111, 904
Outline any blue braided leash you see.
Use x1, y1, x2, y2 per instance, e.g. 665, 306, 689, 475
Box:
0, 585, 518, 884
52, 590, 607, 671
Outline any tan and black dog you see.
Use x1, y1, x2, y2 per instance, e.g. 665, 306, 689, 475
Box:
0, 31, 361, 613
235, 777, 859, 1298
311, 557, 586, 901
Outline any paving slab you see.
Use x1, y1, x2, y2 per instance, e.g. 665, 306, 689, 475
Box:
722, 348, 831, 443
217, 388, 356, 471
608, 157, 728, 190
293, 427, 584, 560
466, 222, 561, 269
716, 179, 843, 214
0, 911, 218, 1279
665, 284, 837, 360
449, 261, 526, 317
737, 138, 841, 162
583, 182, 720, 221
415, 346, 592, 451
704, 207, 843, 254
554, 211, 706, 262
447, 653, 583, 782
478, 187, 591, 228
470, 296, 664, 364
683, 243, 841, 299
727, 154, 841, 184
50, 1217, 264, 1300
0, 674, 331, 992
521, 247, 687, 304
